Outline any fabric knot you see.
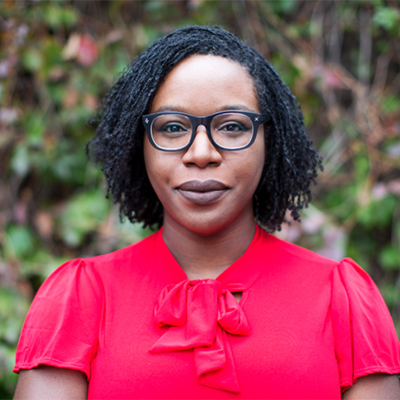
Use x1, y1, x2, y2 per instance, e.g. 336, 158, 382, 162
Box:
150, 279, 249, 393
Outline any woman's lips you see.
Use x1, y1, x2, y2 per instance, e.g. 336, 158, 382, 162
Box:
177, 190, 227, 205
176, 180, 229, 205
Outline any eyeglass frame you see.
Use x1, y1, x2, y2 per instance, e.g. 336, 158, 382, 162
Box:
142, 110, 270, 152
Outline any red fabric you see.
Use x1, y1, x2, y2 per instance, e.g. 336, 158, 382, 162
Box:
14, 225, 400, 399
150, 279, 249, 392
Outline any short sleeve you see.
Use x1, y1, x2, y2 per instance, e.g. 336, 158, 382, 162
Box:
13, 259, 103, 379
331, 257, 400, 392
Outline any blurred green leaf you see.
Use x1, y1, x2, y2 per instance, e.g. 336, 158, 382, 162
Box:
0, 289, 29, 344
270, 54, 301, 89
61, 8, 78, 28
58, 189, 110, 247
372, 6, 400, 31
52, 153, 86, 181
379, 95, 400, 116
21, 48, 43, 72
43, 5, 77, 29
354, 154, 370, 177
23, 111, 46, 146
4, 225, 36, 260
357, 195, 398, 229
44, 4, 63, 28
379, 245, 400, 271
10, 144, 30, 177
0, 344, 19, 395
267, 0, 297, 16
0, 288, 30, 395
380, 282, 397, 309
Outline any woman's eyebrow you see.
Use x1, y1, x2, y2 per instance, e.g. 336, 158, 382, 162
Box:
218, 105, 256, 112
152, 105, 257, 113
152, 105, 186, 113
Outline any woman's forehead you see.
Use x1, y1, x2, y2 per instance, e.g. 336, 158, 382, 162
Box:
164, 54, 250, 84
150, 55, 259, 114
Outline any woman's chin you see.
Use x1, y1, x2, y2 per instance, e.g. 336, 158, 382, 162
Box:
164, 206, 253, 238
169, 215, 230, 237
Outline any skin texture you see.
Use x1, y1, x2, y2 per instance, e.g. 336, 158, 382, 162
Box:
14, 55, 400, 399
14, 365, 87, 399
13, 365, 400, 399
342, 374, 400, 399
144, 55, 265, 281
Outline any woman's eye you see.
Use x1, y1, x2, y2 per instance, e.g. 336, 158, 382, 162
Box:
162, 123, 187, 133
219, 122, 248, 132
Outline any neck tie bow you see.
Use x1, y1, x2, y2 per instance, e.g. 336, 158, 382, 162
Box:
150, 279, 249, 393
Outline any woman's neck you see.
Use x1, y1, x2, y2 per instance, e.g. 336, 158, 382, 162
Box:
162, 213, 256, 280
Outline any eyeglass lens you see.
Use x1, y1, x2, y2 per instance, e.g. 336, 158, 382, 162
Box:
150, 113, 254, 150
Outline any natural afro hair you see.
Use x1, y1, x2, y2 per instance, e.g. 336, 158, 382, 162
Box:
87, 25, 323, 232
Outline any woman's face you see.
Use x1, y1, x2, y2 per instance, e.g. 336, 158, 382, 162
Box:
144, 55, 265, 236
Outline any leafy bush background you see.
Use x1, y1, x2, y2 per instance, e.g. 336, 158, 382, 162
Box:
1, 0, 400, 396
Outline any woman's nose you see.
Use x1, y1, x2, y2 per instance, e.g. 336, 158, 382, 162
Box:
181, 125, 222, 168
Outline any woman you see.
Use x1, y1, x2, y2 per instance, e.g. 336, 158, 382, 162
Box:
13, 26, 400, 399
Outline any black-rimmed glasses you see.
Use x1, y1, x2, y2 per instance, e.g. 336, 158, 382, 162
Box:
142, 110, 270, 152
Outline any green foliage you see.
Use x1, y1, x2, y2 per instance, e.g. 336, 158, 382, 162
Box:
21, 48, 43, 72
372, 6, 400, 32
357, 195, 398, 229
0, 289, 29, 345
266, 0, 297, 17
58, 189, 110, 247
43, 4, 78, 29
270, 53, 301, 88
379, 245, 400, 271
0, 289, 29, 398
379, 94, 400, 116
1, 0, 399, 396
4, 225, 36, 260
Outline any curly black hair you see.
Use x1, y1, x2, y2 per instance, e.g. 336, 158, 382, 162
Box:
87, 25, 323, 232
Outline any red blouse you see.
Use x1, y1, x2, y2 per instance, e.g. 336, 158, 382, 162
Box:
14, 225, 400, 399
